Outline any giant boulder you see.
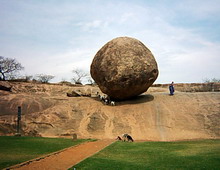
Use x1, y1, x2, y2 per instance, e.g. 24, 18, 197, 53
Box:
90, 37, 159, 100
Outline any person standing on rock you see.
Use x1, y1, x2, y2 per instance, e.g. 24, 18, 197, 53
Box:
169, 81, 175, 95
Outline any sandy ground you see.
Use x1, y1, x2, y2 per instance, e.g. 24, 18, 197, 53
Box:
7, 139, 114, 170
0, 82, 220, 141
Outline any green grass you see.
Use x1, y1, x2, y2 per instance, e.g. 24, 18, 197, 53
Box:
72, 140, 220, 170
0, 136, 90, 169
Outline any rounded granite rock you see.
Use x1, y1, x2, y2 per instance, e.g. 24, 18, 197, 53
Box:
90, 37, 159, 100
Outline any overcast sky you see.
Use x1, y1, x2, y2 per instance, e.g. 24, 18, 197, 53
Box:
1, 0, 220, 84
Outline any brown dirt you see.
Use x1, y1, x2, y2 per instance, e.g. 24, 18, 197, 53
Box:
0, 82, 220, 141
8, 139, 114, 170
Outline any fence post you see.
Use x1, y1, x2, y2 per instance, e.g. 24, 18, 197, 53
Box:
16, 106, 21, 136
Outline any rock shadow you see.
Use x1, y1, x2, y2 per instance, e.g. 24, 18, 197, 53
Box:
116, 94, 154, 105
91, 94, 154, 106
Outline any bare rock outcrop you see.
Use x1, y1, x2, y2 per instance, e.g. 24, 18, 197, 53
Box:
90, 37, 159, 100
0, 82, 220, 141
67, 90, 81, 97
0, 81, 12, 92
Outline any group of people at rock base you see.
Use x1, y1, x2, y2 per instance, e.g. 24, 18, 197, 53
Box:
97, 92, 115, 106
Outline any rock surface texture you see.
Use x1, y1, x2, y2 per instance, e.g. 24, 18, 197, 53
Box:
1, 82, 220, 141
0, 81, 12, 91
90, 37, 159, 100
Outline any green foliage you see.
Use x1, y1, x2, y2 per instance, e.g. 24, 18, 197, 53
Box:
72, 140, 220, 170
0, 136, 89, 169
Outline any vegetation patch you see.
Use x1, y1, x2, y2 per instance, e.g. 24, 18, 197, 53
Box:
0, 136, 89, 169
72, 140, 220, 170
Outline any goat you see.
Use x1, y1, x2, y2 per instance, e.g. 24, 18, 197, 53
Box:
99, 95, 105, 102
116, 136, 122, 141
110, 101, 115, 106
126, 135, 134, 142
122, 133, 129, 141
122, 134, 134, 142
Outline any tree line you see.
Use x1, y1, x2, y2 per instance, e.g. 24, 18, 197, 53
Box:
3, 56, 218, 84
0, 56, 94, 84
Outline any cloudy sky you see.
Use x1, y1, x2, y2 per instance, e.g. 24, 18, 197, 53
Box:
1, 0, 220, 83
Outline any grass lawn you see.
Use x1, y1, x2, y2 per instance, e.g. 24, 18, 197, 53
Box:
0, 136, 90, 169
72, 140, 220, 170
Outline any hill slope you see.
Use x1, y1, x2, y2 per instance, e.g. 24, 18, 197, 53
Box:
0, 82, 219, 141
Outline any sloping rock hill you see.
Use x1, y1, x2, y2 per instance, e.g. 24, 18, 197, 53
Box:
0, 82, 219, 141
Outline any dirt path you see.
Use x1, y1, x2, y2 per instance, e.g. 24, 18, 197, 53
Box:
8, 139, 114, 170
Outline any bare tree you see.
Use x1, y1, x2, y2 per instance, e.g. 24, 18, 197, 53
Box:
0, 56, 24, 80
87, 76, 96, 85
72, 68, 88, 84
59, 78, 72, 85
23, 75, 33, 81
37, 74, 55, 83
203, 78, 220, 83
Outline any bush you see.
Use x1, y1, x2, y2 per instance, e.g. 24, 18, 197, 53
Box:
36, 74, 55, 83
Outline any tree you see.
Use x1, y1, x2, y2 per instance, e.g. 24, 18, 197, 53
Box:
72, 68, 88, 84
87, 76, 96, 85
23, 75, 33, 81
203, 78, 220, 83
0, 56, 24, 80
37, 74, 55, 83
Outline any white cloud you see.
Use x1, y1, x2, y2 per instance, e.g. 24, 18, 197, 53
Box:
120, 12, 136, 23
1, 0, 220, 84
176, 0, 220, 19
77, 20, 103, 32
